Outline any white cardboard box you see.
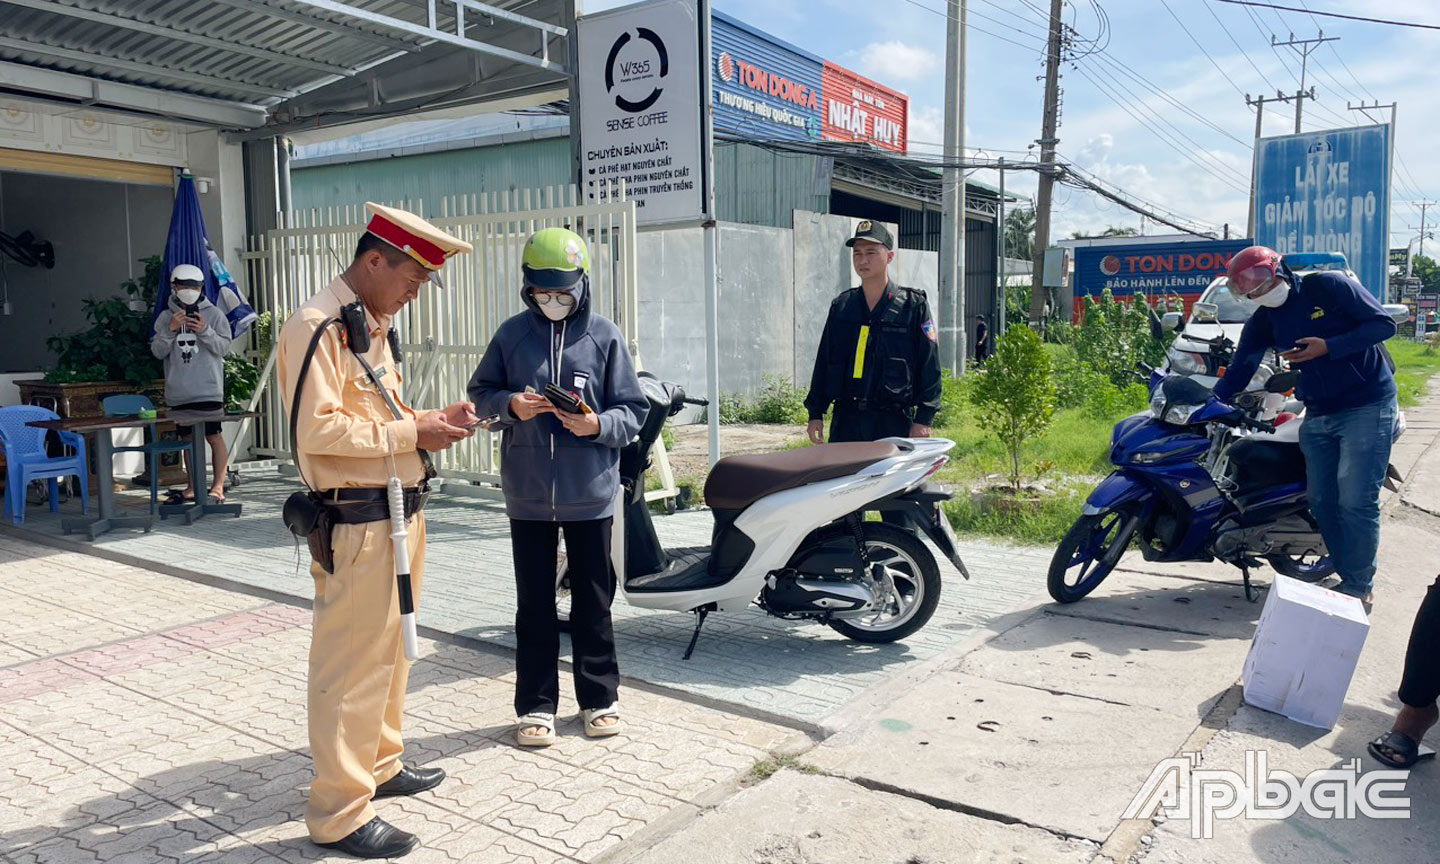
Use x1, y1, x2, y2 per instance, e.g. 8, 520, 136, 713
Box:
1241, 575, 1370, 729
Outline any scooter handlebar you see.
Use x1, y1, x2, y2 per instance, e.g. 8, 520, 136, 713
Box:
682, 397, 710, 407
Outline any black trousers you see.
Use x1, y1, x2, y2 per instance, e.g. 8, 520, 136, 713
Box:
510, 518, 620, 717
829, 407, 914, 529
1398, 574, 1440, 709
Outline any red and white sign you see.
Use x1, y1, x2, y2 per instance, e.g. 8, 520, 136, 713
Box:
820, 62, 907, 153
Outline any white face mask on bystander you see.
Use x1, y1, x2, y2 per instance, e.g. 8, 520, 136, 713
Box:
175, 288, 203, 307
1250, 279, 1290, 308
538, 298, 570, 321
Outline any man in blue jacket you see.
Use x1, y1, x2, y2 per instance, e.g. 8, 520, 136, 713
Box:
1214, 246, 1398, 603
468, 227, 648, 747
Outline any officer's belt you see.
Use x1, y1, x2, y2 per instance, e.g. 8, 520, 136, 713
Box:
838, 397, 905, 413
320, 487, 430, 525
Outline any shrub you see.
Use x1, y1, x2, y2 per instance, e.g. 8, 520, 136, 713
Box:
934, 369, 967, 428
970, 325, 1056, 489
1072, 289, 1169, 387
715, 375, 809, 425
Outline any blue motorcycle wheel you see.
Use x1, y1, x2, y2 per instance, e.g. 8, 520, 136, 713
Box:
1266, 553, 1334, 583
1048, 511, 1128, 603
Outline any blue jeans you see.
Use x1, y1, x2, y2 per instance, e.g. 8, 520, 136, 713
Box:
1298, 399, 1397, 594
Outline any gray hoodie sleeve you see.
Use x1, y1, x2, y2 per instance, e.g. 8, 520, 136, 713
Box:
467, 334, 518, 430
197, 305, 232, 356
151, 311, 176, 359
592, 336, 647, 450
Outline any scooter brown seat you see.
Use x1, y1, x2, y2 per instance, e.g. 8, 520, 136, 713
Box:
704, 441, 900, 510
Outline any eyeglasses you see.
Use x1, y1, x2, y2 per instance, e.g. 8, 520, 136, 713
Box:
531, 291, 577, 306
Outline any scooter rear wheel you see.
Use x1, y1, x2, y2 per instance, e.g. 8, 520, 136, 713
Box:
828, 522, 942, 644
1048, 511, 1128, 603
1266, 552, 1334, 583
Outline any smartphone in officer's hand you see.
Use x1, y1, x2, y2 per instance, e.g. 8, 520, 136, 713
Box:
465, 414, 500, 430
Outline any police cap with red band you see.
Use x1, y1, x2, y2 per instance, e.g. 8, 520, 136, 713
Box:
363, 202, 473, 285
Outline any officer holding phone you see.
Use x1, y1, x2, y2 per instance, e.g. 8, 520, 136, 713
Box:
1215, 246, 1398, 605
468, 227, 648, 748
277, 202, 475, 859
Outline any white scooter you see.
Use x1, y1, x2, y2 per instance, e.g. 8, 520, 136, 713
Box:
558, 374, 970, 657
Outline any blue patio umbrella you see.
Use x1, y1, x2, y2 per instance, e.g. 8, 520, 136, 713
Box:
151, 173, 256, 340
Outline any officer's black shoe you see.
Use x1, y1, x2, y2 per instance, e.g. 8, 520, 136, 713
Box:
314, 817, 419, 859
374, 765, 446, 799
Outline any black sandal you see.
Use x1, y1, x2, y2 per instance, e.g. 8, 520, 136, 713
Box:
1367, 731, 1437, 769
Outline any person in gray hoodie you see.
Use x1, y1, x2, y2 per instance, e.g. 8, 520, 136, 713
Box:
467, 227, 648, 747
150, 263, 232, 503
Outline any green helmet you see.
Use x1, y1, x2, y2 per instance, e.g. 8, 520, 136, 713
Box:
522, 227, 589, 290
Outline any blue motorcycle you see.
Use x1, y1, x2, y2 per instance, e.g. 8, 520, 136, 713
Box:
1048, 369, 1334, 604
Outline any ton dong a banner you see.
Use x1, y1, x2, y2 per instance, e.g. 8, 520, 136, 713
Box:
1071, 239, 1252, 321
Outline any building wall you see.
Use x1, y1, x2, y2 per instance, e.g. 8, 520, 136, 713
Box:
0, 171, 172, 375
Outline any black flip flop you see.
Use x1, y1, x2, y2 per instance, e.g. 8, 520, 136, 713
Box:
1367, 731, 1437, 769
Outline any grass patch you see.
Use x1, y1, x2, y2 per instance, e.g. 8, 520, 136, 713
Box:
747, 754, 823, 784
1388, 338, 1440, 408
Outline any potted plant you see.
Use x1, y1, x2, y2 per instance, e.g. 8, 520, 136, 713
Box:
20, 256, 165, 417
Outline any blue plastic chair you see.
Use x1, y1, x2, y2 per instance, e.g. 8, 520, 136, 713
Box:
102, 395, 190, 514
0, 405, 88, 524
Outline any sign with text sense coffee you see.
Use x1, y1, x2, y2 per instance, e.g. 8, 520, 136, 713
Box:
578, 0, 706, 226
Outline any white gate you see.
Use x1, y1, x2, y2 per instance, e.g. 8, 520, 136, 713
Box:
235, 185, 677, 501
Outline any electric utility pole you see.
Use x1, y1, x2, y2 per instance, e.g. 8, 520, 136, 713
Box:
1420, 201, 1436, 267
1029, 0, 1064, 328
1272, 32, 1338, 133
1244, 90, 1298, 237
940, 0, 968, 374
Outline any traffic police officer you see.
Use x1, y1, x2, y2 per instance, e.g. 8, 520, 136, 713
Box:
804, 219, 943, 448
278, 202, 477, 859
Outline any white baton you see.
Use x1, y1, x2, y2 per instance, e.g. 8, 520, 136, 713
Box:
388, 476, 419, 661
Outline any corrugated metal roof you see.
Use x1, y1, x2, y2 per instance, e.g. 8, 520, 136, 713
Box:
0, 0, 570, 131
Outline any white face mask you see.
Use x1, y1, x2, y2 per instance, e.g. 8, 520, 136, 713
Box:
1250, 279, 1290, 309
175, 288, 202, 307
538, 297, 571, 321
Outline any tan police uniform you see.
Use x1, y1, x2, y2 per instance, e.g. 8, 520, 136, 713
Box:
276, 203, 471, 844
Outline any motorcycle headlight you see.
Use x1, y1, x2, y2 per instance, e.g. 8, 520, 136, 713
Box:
1170, 350, 1208, 375
1149, 390, 1167, 417
1163, 403, 1202, 425
1130, 450, 1168, 464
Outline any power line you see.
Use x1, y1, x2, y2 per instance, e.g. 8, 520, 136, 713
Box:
1071, 64, 1251, 194
1213, 1, 1440, 31
1159, 0, 1246, 99
897, 0, 1048, 52
1201, 0, 1281, 93
1083, 50, 1253, 149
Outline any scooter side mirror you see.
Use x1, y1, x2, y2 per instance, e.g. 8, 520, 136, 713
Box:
1161, 312, 1183, 332
1191, 303, 1219, 323
1383, 303, 1410, 324
1266, 370, 1300, 393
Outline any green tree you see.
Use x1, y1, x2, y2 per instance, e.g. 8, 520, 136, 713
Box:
1412, 254, 1440, 295
1072, 289, 1169, 386
971, 325, 1056, 489
1070, 225, 1140, 240
1004, 206, 1036, 261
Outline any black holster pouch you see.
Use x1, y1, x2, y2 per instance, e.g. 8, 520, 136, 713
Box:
283, 490, 334, 574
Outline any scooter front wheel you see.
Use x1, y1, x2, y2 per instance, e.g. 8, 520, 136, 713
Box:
1048, 510, 1129, 603
828, 522, 942, 644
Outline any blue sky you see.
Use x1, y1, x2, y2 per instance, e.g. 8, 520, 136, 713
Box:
586, 0, 1438, 245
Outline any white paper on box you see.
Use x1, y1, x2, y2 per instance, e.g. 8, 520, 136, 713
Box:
1241, 575, 1369, 729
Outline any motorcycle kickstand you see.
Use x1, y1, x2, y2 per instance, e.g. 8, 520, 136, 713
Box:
682, 604, 715, 660
1241, 564, 1258, 603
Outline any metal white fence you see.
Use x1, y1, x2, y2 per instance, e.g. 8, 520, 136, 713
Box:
232, 184, 677, 501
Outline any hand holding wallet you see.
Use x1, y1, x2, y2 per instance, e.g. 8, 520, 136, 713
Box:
544, 382, 592, 415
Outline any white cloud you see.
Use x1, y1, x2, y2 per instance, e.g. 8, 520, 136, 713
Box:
907, 105, 944, 153
857, 41, 940, 82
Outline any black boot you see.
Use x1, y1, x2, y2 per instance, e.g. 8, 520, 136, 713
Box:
314, 817, 419, 859
374, 765, 446, 798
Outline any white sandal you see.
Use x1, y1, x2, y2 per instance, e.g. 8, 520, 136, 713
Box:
581, 705, 621, 738
515, 712, 556, 747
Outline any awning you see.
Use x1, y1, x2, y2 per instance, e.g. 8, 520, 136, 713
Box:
0, 0, 572, 138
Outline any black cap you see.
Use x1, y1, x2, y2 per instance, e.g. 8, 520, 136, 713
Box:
844, 220, 893, 250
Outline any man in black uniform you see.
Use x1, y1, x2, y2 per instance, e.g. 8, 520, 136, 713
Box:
804, 219, 943, 450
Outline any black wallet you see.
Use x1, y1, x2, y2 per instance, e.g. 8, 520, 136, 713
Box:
543, 383, 587, 414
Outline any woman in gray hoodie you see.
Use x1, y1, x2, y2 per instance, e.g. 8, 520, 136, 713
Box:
468, 227, 648, 747
150, 264, 232, 503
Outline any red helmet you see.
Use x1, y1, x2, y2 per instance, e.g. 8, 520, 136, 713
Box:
1227, 246, 1282, 296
